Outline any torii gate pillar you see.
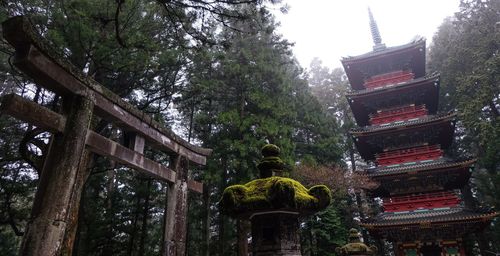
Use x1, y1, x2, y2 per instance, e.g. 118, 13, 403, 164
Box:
19, 93, 94, 256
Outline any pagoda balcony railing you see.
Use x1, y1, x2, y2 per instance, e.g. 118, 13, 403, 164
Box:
382, 191, 461, 212
376, 144, 443, 166
370, 104, 428, 125
363, 70, 415, 89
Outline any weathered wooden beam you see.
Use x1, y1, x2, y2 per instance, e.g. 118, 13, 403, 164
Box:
87, 132, 202, 193
187, 180, 203, 194
2, 16, 212, 165
15, 44, 208, 165
0, 94, 203, 192
86, 131, 176, 183
125, 132, 146, 154
93, 92, 208, 165
0, 94, 65, 133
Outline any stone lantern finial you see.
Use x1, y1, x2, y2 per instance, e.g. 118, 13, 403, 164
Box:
349, 228, 362, 242
257, 144, 285, 178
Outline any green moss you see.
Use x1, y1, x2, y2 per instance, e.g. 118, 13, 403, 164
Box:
261, 144, 280, 156
219, 176, 331, 217
336, 243, 376, 256
257, 156, 285, 173
336, 229, 377, 256
308, 185, 331, 209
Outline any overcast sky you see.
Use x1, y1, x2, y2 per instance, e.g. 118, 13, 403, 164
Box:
271, 0, 461, 70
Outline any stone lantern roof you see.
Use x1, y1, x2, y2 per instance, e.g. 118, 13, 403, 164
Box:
336, 229, 377, 256
219, 144, 331, 217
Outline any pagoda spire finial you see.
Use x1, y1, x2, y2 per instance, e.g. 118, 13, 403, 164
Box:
368, 7, 386, 51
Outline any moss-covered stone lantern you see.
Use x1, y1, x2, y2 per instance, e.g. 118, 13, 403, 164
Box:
220, 144, 332, 255
336, 228, 377, 256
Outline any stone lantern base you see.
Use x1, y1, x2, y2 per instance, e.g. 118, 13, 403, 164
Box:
250, 211, 301, 256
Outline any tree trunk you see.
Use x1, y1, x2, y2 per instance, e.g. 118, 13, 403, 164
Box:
461, 184, 477, 209
374, 239, 386, 256
489, 100, 499, 119
218, 207, 226, 255
102, 165, 117, 255
19, 94, 94, 256
355, 192, 370, 241
218, 160, 228, 256
349, 140, 370, 243
308, 221, 314, 256
139, 179, 152, 256
202, 184, 211, 256
188, 104, 195, 143
477, 232, 491, 256
128, 187, 142, 256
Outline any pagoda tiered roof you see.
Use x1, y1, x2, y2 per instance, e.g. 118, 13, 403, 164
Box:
347, 74, 439, 126
367, 158, 475, 197
341, 39, 426, 91
341, 10, 500, 252
351, 112, 455, 134
361, 206, 498, 242
351, 113, 456, 161
366, 158, 475, 177
346, 73, 439, 97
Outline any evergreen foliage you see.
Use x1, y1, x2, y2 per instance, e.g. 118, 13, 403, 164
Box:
3, 0, 496, 254
0, 1, 345, 255
177, 6, 344, 254
428, 0, 500, 252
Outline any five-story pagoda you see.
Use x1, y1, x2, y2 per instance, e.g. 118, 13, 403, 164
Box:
341, 9, 498, 256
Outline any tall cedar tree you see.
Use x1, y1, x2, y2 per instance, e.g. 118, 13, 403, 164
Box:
0, 0, 288, 255
428, 0, 499, 252
178, 6, 344, 255
0, 1, 346, 255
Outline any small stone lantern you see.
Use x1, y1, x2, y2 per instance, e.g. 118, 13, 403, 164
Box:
220, 144, 332, 256
336, 228, 377, 256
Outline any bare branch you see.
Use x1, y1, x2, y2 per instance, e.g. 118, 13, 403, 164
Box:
115, 0, 127, 47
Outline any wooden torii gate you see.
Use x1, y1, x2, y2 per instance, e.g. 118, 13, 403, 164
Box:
1, 16, 211, 256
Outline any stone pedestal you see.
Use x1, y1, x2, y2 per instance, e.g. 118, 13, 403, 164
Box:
250, 212, 301, 256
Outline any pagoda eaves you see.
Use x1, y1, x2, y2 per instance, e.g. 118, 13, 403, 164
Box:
351, 113, 456, 161
342, 39, 426, 91
366, 159, 475, 197
347, 74, 440, 127
362, 207, 499, 242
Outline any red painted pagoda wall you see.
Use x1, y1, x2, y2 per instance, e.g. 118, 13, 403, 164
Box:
383, 191, 460, 212
370, 104, 428, 125
376, 144, 442, 166
364, 70, 414, 89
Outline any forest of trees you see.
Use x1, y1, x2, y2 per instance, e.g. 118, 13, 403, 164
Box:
428, 0, 500, 252
0, 0, 498, 255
